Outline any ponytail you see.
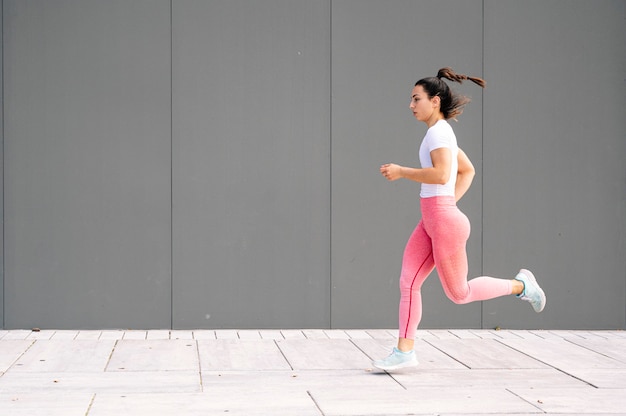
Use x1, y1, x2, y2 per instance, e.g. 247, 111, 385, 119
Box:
416, 67, 485, 120
436, 67, 486, 88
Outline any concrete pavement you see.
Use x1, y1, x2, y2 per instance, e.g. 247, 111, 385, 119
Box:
1, 328, 625, 415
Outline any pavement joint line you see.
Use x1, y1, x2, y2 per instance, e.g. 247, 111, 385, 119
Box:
505, 387, 545, 412
423, 338, 472, 369
103, 339, 120, 372
388, 373, 408, 390
194, 339, 204, 393
274, 339, 294, 371
306, 390, 325, 416
493, 338, 600, 389
4, 338, 36, 374
85, 393, 96, 415
552, 367, 600, 389
348, 338, 372, 360
564, 337, 626, 364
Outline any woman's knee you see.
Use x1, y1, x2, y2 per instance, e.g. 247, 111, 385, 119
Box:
444, 287, 471, 304
400, 276, 420, 293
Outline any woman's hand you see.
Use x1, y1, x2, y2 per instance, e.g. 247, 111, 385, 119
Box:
381, 148, 452, 184
380, 163, 404, 181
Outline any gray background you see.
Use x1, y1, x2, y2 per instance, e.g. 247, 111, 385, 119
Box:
2, 0, 625, 330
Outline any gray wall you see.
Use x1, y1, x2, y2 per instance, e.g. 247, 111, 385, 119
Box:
2, 0, 625, 330
4, 0, 173, 329
0, 1, 3, 328
482, 0, 626, 329
171, 0, 331, 329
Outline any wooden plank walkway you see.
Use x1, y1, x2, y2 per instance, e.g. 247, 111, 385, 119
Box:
1, 329, 625, 415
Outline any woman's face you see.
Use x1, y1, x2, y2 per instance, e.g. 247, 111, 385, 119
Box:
409, 85, 439, 123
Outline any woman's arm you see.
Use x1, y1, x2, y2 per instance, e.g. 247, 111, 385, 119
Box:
380, 147, 451, 184
455, 147, 475, 202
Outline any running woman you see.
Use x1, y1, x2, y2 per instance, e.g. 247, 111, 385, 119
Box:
373, 68, 546, 371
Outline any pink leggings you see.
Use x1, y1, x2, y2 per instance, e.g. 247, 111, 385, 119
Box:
399, 196, 512, 339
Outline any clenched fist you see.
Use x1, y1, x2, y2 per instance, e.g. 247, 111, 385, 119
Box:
380, 163, 403, 181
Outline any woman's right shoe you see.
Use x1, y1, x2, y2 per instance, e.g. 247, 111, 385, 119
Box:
372, 347, 418, 371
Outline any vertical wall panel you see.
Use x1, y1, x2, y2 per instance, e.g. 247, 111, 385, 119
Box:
172, 0, 331, 329
0, 0, 3, 327
483, 0, 626, 329
331, 0, 484, 329
3, 0, 172, 329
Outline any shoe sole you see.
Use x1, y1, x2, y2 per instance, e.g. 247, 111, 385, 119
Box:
372, 360, 418, 372
520, 269, 546, 313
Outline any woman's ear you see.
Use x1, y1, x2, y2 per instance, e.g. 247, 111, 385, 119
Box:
432, 96, 441, 107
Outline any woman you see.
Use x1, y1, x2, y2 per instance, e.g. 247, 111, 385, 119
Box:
373, 68, 546, 371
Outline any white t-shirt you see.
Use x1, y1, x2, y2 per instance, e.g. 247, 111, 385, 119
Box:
419, 120, 458, 198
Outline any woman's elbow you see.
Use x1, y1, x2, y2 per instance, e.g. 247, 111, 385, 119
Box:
457, 169, 475, 186
460, 164, 475, 178
437, 171, 452, 185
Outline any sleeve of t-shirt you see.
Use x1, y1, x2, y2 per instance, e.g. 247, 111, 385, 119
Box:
426, 129, 453, 152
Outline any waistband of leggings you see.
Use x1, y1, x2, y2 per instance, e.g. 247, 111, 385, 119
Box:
420, 195, 457, 208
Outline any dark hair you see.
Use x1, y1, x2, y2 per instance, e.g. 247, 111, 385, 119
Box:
415, 67, 486, 120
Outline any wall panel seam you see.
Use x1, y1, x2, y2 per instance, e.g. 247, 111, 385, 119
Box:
170, 0, 174, 330
1, 0, 4, 329
480, 0, 485, 329
329, 0, 333, 329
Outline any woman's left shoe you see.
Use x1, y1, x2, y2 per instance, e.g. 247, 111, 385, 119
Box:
515, 269, 546, 313
372, 347, 418, 371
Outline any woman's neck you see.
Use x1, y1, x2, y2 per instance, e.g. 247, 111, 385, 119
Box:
425, 115, 445, 128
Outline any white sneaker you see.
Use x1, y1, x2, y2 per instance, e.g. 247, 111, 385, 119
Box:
372, 348, 418, 371
515, 269, 546, 313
